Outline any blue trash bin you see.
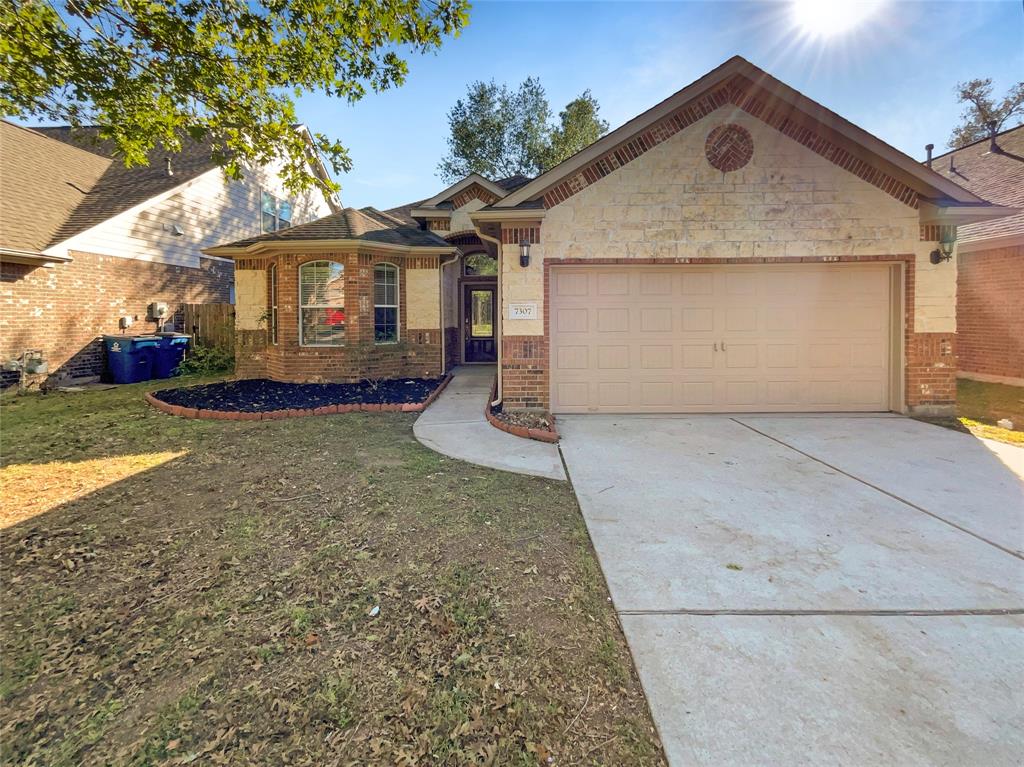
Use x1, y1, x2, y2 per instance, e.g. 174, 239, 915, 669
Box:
103, 335, 160, 383
153, 333, 191, 378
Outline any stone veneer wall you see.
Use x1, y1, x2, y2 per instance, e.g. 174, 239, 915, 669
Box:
233, 251, 442, 383
497, 106, 957, 413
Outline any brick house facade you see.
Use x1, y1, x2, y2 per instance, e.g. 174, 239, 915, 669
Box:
213, 57, 1012, 416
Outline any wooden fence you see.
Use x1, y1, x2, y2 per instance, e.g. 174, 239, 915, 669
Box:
182, 303, 235, 350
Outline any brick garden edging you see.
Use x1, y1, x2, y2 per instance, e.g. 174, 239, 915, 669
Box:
144, 374, 452, 421
485, 377, 559, 444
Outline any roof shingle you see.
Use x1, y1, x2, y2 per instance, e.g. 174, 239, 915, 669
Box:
930, 125, 1024, 244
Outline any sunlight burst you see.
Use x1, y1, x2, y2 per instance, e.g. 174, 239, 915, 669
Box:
791, 0, 885, 40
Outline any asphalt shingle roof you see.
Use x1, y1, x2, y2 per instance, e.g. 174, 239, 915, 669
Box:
383, 174, 535, 227
215, 207, 452, 250
930, 125, 1024, 244
0, 121, 219, 252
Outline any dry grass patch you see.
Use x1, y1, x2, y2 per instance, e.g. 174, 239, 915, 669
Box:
0, 381, 664, 766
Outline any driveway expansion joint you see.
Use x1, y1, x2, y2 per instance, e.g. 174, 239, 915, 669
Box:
731, 417, 1024, 562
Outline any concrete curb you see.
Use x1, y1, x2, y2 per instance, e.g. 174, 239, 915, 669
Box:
144, 374, 453, 421
484, 376, 560, 444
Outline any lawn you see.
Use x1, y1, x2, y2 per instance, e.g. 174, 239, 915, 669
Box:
0, 381, 665, 766
954, 378, 1024, 445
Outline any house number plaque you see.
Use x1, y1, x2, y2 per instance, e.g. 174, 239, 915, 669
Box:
508, 302, 538, 320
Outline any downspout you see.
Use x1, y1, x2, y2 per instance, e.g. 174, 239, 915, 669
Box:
475, 226, 504, 407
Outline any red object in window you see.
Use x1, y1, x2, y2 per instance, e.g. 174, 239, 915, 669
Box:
325, 309, 345, 325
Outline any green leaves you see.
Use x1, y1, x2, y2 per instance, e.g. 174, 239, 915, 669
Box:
0, 0, 470, 194
949, 76, 1024, 149
438, 77, 610, 183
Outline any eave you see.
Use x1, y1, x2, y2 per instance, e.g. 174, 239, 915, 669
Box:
919, 200, 1020, 226
0, 247, 74, 266
203, 239, 459, 259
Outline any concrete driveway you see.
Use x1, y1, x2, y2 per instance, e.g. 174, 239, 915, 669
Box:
559, 414, 1024, 766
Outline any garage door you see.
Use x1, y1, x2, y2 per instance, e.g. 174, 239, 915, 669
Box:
549, 264, 893, 413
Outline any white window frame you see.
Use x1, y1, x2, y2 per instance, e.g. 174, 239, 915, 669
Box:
298, 260, 346, 347
268, 263, 278, 345
373, 262, 400, 345
261, 189, 293, 233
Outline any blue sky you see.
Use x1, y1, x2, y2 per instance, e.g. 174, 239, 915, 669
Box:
298, 0, 1023, 211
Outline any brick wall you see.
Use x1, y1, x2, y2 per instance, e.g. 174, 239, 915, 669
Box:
1, 251, 232, 382
235, 251, 443, 384
501, 335, 548, 410
956, 245, 1024, 383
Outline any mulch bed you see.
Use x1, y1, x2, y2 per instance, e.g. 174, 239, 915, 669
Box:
153, 377, 446, 413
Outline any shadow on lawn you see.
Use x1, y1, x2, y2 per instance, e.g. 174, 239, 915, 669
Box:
0, 405, 665, 766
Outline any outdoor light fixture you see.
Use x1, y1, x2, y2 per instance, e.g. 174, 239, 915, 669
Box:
930, 230, 956, 265
519, 239, 531, 268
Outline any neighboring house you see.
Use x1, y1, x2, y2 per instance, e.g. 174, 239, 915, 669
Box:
208, 56, 1013, 416
0, 121, 337, 384
929, 125, 1024, 386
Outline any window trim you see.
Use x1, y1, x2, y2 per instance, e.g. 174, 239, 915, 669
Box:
373, 262, 400, 345
260, 188, 293, 233
298, 259, 346, 347
267, 263, 278, 345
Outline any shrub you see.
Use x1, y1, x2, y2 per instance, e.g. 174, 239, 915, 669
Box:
176, 344, 234, 377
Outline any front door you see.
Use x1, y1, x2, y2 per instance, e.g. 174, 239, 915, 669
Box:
463, 285, 497, 363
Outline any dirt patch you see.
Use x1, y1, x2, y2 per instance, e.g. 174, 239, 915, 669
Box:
492, 409, 555, 432
1, 381, 665, 766
153, 376, 446, 412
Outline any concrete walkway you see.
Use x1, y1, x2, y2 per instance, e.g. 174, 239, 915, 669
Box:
413, 366, 566, 481
560, 414, 1024, 767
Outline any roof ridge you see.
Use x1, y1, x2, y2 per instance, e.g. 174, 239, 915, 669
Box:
927, 122, 1024, 162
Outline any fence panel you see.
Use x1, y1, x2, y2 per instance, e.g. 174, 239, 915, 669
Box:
182, 303, 235, 350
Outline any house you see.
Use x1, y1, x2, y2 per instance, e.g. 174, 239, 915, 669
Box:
928, 125, 1024, 386
207, 56, 1013, 416
0, 121, 337, 385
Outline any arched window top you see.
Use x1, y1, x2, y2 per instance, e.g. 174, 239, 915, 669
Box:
463, 252, 497, 276
299, 260, 345, 346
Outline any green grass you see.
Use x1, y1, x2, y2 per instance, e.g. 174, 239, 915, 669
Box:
955, 378, 1024, 445
0, 381, 664, 766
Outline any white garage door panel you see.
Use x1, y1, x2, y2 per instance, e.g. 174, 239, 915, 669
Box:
550, 265, 892, 413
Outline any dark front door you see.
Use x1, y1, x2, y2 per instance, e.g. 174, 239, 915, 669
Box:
463, 285, 496, 363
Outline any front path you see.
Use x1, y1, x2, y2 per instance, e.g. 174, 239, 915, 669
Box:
560, 414, 1024, 766
413, 366, 566, 481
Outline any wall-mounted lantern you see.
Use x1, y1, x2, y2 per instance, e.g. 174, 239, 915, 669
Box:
930, 230, 956, 265
519, 239, 531, 268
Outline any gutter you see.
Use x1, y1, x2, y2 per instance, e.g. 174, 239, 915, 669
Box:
438, 252, 461, 374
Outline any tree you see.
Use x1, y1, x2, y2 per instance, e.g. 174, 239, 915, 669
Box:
438, 78, 608, 182
948, 77, 1024, 149
543, 89, 609, 169
0, 0, 469, 194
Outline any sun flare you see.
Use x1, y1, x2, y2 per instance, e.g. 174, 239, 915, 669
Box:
791, 0, 884, 40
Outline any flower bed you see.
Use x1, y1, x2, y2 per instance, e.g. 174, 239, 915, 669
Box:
146, 376, 451, 420
485, 377, 559, 443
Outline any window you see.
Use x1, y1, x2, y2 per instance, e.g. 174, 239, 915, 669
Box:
299, 260, 345, 345
374, 263, 399, 344
463, 252, 497, 276
470, 289, 493, 338
268, 264, 278, 344
261, 190, 293, 233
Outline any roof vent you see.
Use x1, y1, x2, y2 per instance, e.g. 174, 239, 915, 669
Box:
164, 157, 173, 177
925, 144, 934, 168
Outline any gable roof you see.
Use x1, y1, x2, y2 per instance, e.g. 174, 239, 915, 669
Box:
1, 121, 340, 259
204, 207, 455, 256
496, 56, 998, 213
0, 121, 111, 255
928, 125, 1024, 246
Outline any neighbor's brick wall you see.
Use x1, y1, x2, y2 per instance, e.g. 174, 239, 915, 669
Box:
1, 250, 232, 382
956, 245, 1024, 383
233, 251, 442, 384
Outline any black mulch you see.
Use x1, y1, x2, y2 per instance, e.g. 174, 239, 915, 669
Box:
152, 377, 446, 413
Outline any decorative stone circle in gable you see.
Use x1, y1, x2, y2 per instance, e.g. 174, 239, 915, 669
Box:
704, 123, 754, 172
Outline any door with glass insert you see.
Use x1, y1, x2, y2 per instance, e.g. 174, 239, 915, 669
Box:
463, 286, 496, 362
